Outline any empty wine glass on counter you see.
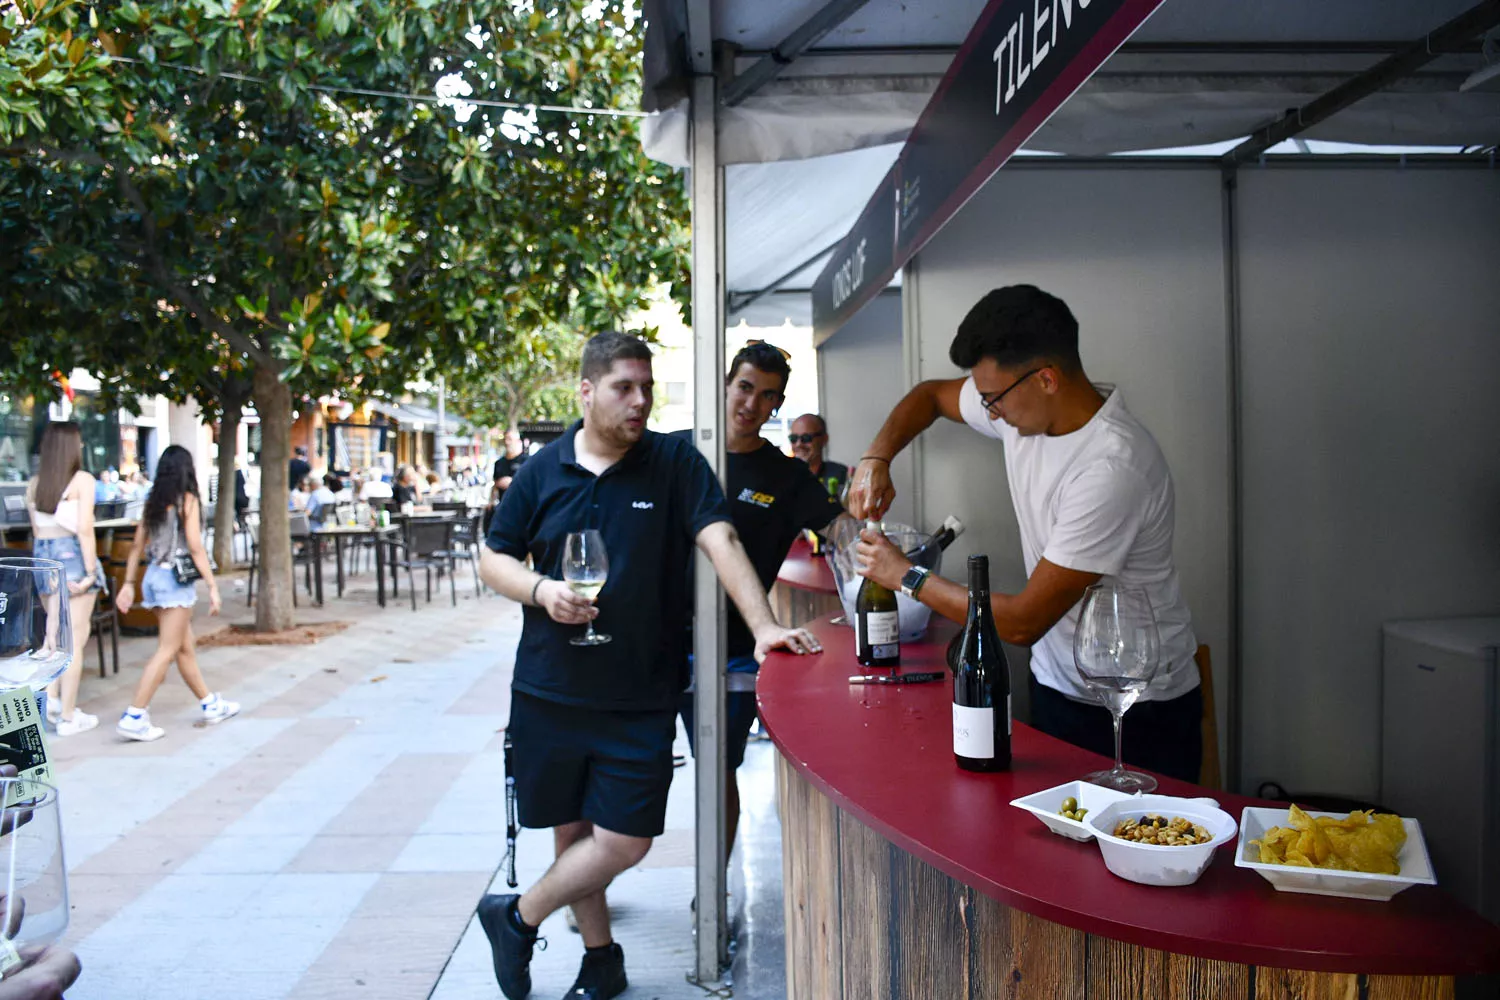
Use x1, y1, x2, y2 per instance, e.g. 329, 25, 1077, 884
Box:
1072, 581, 1161, 793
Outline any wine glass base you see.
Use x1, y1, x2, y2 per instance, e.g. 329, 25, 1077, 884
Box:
569, 633, 613, 647
1081, 768, 1158, 794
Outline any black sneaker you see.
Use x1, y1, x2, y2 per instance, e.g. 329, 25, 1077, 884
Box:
477, 893, 542, 1000
562, 942, 628, 1000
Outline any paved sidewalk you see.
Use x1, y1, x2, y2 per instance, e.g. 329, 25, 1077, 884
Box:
49, 566, 786, 999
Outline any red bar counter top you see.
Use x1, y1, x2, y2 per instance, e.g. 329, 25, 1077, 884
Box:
775, 536, 838, 595
757, 615, 1500, 977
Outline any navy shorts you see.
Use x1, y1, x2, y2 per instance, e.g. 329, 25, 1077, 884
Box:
506, 691, 676, 840
678, 691, 759, 771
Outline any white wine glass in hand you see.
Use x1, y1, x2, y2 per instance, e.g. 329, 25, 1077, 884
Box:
563, 530, 611, 647
1072, 582, 1161, 793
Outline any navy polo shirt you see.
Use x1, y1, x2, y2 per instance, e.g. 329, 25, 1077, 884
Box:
486, 422, 732, 712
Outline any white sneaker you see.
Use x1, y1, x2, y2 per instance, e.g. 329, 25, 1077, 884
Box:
55, 711, 99, 737
117, 711, 166, 742
200, 694, 241, 725
46, 700, 61, 727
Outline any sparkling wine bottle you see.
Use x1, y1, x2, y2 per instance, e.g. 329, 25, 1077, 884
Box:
855, 521, 900, 668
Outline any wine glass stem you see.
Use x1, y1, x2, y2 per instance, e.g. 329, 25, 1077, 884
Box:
1111, 710, 1125, 773
584, 621, 597, 641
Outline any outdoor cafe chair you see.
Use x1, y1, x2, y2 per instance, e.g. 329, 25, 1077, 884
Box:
385, 518, 457, 611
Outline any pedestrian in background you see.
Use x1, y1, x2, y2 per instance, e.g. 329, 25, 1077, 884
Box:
26, 422, 103, 736
114, 445, 240, 742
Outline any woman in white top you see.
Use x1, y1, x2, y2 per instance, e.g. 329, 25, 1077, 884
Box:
27, 422, 105, 736
114, 445, 239, 741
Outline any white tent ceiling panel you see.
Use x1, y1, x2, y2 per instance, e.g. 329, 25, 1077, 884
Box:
723, 142, 902, 322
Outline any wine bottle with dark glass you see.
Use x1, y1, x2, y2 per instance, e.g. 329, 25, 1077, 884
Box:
855, 521, 901, 668
953, 554, 1011, 771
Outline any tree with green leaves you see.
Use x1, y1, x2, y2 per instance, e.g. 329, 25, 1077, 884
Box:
1, 0, 688, 630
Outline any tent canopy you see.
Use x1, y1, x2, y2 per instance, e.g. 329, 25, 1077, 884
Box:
642, 0, 1500, 325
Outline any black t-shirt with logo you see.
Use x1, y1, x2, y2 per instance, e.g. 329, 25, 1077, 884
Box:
674, 433, 844, 659
486, 423, 732, 712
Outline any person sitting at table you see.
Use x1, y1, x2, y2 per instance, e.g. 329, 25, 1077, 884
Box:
306, 474, 344, 527
27, 422, 104, 737
359, 467, 393, 501
847, 285, 1201, 782
289, 476, 315, 513
391, 465, 431, 511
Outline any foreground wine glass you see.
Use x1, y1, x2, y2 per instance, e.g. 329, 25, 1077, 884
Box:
1073, 582, 1161, 793
0, 558, 74, 692
0, 778, 68, 957
563, 530, 611, 646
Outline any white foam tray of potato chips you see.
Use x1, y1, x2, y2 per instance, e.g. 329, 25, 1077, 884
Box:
1235, 807, 1437, 901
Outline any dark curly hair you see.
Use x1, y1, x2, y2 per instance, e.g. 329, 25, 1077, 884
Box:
143, 445, 201, 538
949, 285, 1081, 373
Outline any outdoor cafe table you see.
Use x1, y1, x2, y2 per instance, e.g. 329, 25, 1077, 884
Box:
309, 510, 457, 607
306, 523, 401, 607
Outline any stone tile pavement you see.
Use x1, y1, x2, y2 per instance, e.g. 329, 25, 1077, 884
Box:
47, 564, 787, 999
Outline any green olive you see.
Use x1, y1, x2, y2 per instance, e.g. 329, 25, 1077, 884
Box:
1074, 807, 1088, 819
1059, 796, 1078, 813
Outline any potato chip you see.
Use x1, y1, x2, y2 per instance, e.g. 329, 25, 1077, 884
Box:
1250, 806, 1405, 875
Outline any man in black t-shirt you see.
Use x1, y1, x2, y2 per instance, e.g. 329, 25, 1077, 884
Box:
676, 342, 842, 858
475, 332, 821, 1000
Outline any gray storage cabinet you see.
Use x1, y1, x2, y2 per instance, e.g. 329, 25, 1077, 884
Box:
1381, 618, 1500, 922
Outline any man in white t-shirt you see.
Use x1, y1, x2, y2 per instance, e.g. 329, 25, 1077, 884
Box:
850, 285, 1201, 782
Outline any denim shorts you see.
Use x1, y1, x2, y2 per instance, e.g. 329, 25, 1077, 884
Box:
140, 563, 197, 610
32, 536, 105, 595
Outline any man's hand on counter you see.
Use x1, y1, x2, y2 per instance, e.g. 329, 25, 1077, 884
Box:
847, 458, 895, 521
854, 526, 912, 591
753, 625, 823, 664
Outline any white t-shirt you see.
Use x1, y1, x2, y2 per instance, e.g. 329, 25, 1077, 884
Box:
958, 378, 1198, 703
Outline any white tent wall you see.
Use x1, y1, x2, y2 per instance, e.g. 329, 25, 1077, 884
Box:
1236, 165, 1500, 802
814, 290, 916, 529
895, 166, 1234, 772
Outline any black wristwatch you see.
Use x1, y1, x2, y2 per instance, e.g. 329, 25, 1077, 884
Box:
899, 565, 930, 599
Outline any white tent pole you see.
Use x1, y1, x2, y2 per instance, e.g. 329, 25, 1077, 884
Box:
689, 34, 730, 989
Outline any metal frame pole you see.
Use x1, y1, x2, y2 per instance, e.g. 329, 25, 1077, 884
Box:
689, 70, 730, 982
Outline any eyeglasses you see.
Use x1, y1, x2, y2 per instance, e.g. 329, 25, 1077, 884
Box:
978, 367, 1043, 417
744, 339, 792, 360
787, 433, 825, 444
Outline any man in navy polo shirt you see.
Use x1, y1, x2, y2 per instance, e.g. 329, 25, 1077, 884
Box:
475, 331, 821, 1000
675, 341, 843, 863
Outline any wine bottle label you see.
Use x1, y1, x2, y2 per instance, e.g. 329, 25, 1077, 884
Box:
864, 611, 899, 645
953, 703, 995, 758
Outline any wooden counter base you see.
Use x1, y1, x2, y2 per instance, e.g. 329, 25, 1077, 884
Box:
776, 754, 1453, 1000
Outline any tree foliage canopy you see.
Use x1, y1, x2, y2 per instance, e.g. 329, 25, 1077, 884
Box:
0, 0, 687, 403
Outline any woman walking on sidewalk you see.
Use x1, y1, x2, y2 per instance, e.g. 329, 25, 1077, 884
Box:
27, 422, 104, 737
113, 445, 240, 741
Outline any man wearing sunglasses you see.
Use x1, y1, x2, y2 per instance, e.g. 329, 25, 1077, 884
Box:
788, 415, 849, 501
848, 285, 1201, 783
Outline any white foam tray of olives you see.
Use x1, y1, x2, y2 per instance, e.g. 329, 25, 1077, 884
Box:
1009, 781, 1136, 842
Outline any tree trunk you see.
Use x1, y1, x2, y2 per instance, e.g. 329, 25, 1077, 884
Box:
252, 364, 295, 632
212, 406, 241, 573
